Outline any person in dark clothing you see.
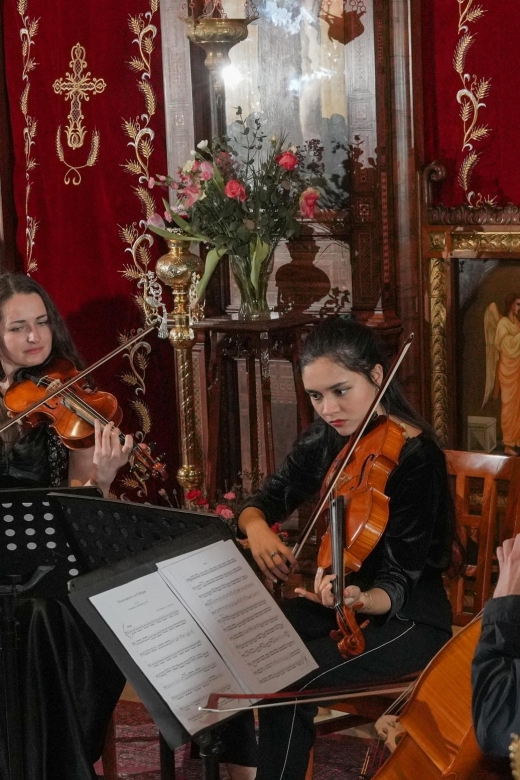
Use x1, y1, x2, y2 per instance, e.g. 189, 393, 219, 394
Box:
0, 273, 132, 780
221, 317, 462, 780
472, 533, 520, 757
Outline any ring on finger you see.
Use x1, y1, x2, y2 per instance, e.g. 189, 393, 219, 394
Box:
269, 551, 278, 559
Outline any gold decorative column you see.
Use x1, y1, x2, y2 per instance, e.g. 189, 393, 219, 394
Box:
156, 238, 204, 492
429, 254, 449, 446
184, 17, 256, 137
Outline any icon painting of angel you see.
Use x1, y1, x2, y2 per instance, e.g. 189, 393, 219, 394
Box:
483, 293, 520, 456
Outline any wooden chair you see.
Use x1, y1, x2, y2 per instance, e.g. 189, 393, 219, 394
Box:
305, 449, 520, 778
444, 449, 520, 625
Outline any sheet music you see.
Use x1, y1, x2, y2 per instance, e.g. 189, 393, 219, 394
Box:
89, 572, 246, 734
157, 540, 318, 693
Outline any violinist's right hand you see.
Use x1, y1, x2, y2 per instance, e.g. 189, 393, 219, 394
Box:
238, 508, 296, 582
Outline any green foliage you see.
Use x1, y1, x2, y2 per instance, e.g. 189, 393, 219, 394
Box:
147, 107, 323, 300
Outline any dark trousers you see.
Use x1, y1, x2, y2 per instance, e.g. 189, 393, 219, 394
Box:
219, 599, 451, 780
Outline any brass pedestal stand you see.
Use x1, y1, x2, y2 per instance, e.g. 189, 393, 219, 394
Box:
156, 238, 204, 493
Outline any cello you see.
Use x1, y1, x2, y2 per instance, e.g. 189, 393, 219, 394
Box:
367, 615, 508, 780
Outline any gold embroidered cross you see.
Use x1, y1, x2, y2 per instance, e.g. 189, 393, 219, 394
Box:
53, 42, 106, 150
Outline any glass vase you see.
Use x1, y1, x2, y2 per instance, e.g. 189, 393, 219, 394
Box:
229, 248, 275, 321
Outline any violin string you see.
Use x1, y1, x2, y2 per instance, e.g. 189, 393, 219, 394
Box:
358, 737, 383, 780
38, 377, 149, 466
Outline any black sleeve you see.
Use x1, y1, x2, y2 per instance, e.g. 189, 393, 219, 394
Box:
471, 596, 520, 757
367, 439, 448, 621
239, 421, 344, 526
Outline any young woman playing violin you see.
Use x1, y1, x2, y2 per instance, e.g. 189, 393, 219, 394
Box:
0, 273, 132, 492
0, 273, 132, 780
220, 317, 462, 780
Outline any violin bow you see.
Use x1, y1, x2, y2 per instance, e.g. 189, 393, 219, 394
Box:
199, 681, 414, 713
0, 325, 156, 436
292, 332, 414, 560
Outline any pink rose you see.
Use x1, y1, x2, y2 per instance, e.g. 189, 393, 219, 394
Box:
276, 151, 298, 171
199, 160, 214, 181
215, 505, 235, 520
223, 491, 236, 500
179, 184, 202, 208
299, 187, 320, 218
147, 176, 155, 189
224, 179, 247, 202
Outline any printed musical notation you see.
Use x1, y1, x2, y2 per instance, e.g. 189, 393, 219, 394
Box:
90, 540, 317, 735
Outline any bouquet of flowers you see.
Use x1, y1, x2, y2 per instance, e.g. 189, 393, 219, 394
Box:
147, 108, 323, 316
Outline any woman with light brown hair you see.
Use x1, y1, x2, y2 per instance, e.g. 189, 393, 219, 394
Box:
0, 273, 132, 780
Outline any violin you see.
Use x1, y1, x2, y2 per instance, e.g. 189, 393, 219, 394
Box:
319, 416, 408, 656
319, 416, 408, 574
1, 354, 167, 482
292, 334, 414, 658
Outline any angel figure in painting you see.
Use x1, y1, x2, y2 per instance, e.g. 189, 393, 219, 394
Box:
483, 293, 520, 456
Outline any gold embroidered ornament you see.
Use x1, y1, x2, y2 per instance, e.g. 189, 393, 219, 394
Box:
53, 42, 106, 184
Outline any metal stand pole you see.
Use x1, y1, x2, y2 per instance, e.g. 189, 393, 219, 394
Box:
159, 733, 177, 778
198, 731, 222, 780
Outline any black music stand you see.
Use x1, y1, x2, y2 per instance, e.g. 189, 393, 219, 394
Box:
0, 486, 101, 780
52, 492, 235, 780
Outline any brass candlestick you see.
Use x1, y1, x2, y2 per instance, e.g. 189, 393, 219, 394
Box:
156, 237, 204, 492
184, 16, 257, 137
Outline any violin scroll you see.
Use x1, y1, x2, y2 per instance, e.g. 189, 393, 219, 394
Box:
330, 608, 368, 657
129, 442, 168, 482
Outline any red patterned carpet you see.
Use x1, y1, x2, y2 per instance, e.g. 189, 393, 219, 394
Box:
94, 700, 376, 780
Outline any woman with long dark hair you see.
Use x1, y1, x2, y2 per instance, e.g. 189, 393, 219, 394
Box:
0, 273, 132, 780
222, 316, 462, 780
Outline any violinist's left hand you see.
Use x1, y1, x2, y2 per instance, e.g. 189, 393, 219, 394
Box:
87, 419, 132, 496
294, 567, 360, 608
295, 570, 365, 609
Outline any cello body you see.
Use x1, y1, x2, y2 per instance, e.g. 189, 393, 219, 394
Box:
373, 617, 508, 780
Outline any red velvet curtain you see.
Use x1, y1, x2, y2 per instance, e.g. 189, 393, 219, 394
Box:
422, 0, 520, 207
3, 0, 180, 501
